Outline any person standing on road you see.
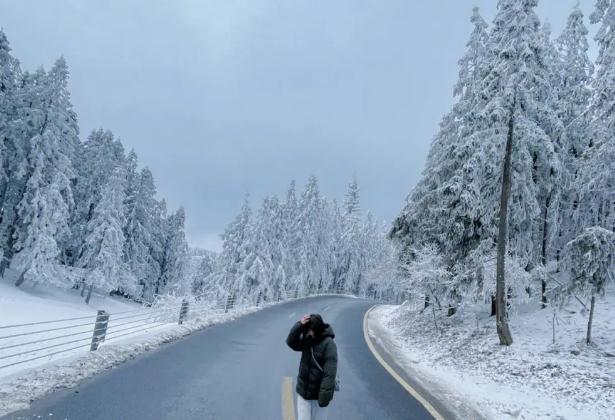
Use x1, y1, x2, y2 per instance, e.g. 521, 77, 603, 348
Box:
286, 313, 338, 420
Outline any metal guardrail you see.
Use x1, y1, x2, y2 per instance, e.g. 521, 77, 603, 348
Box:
0, 287, 370, 371
0, 297, 230, 370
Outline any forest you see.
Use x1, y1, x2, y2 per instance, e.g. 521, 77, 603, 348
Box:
0, 30, 389, 305
1, 0, 614, 346
0, 36, 189, 302
390, 0, 614, 344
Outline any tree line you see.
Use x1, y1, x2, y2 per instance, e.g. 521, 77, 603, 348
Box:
0, 28, 390, 306
190, 177, 391, 305
0, 31, 188, 302
390, 0, 615, 344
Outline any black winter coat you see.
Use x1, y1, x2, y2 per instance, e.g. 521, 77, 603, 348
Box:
286, 321, 338, 407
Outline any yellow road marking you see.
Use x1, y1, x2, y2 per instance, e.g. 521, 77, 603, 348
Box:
363, 305, 445, 420
282, 376, 296, 420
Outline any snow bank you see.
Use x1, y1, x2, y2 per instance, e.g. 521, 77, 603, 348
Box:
0, 281, 261, 416
368, 296, 615, 420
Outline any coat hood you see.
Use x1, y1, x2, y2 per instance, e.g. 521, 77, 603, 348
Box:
320, 324, 335, 340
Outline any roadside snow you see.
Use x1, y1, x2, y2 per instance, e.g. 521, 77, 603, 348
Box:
368, 295, 615, 420
0, 281, 262, 417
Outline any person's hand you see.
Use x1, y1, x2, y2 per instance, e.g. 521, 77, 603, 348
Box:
300, 314, 310, 325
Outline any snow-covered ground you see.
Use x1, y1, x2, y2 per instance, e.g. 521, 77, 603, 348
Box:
368, 295, 615, 420
0, 280, 260, 416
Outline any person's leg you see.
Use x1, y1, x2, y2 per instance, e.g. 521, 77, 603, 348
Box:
296, 395, 311, 420
310, 400, 328, 420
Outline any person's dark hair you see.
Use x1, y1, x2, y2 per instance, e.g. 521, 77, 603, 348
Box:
309, 313, 326, 336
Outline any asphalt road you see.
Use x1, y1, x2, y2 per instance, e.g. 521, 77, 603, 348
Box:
5, 296, 435, 420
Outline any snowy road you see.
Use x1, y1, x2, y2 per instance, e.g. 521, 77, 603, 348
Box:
5, 296, 437, 420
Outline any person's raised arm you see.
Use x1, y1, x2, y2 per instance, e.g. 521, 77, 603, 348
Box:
318, 339, 338, 407
286, 314, 310, 351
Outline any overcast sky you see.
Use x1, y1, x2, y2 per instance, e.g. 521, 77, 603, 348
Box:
0, 0, 597, 251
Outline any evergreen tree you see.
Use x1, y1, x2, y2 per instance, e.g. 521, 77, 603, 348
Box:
123, 167, 162, 301
156, 207, 189, 295
0, 30, 22, 274
563, 227, 615, 344
576, 0, 615, 233
10, 58, 79, 287
217, 197, 253, 299
78, 167, 133, 296
390, 7, 492, 306
554, 6, 594, 261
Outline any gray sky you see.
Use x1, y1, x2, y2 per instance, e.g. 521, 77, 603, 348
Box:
0, 0, 596, 251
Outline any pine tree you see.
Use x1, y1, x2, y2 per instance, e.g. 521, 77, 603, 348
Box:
78, 167, 132, 298
564, 227, 615, 344
123, 167, 162, 301
575, 0, 615, 234
0, 29, 22, 274
281, 181, 301, 290
191, 250, 217, 297
218, 197, 253, 299
554, 6, 594, 262
340, 178, 364, 294
390, 7, 491, 307
298, 176, 327, 293
70, 129, 126, 266
10, 58, 79, 287
156, 207, 189, 295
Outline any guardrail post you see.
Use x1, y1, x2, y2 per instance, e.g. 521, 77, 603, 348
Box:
90, 310, 109, 351
85, 283, 94, 305
178, 299, 189, 324
224, 293, 235, 313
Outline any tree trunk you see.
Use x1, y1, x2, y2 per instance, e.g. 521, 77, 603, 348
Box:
85, 283, 94, 304
495, 100, 515, 346
424, 294, 430, 309
541, 190, 552, 308
586, 294, 595, 345
491, 294, 496, 316
14, 270, 26, 287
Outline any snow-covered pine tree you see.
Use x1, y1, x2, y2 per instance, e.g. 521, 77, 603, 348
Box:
563, 227, 615, 344
390, 7, 491, 307
217, 197, 253, 300
553, 5, 594, 263
251, 196, 284, 300
70, 129, 126, 267
0, 29, 22, 274
156, 207, 189, 295
474, 0, 565, 341
122, 167, 162, 301
478, 0, 563, 300
575, 0, 615, 234
281, 180, 301, 292
78, 166, 133, 300
190, 250, 217, 297
10, 58, 79, 287
340, 178, 365, 294
297, 176, 327, 293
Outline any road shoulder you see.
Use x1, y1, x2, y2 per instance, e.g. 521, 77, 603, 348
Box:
364, 305, 485, 420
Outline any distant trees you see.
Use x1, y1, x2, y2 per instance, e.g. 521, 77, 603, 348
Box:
391, 1, 615, 345
206, 177, 389, 305
0, 30, 188, 302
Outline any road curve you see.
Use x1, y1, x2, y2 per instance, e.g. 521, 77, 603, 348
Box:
5, 296, 435, 420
